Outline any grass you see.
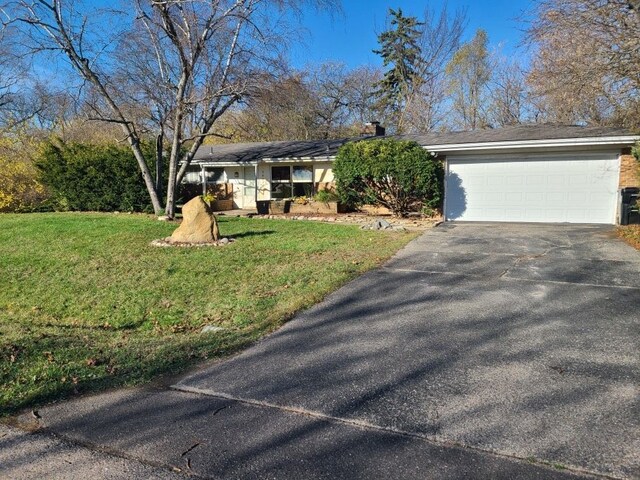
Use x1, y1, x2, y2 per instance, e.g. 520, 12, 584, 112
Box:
0, 213, 418, 415
617, 225, 640, 250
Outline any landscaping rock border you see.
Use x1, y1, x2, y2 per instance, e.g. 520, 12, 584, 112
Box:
251, 213, 439, 231
150, 237, 235, 248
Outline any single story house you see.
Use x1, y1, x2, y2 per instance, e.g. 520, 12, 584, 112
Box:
185, 123, 639, 224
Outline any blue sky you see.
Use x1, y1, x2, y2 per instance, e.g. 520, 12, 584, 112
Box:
289, 0, 535, 68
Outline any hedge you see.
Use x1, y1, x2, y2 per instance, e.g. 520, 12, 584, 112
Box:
35, 141, 162, 213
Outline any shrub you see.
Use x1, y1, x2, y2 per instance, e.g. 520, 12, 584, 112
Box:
313, 190, 339, 203
333, 138, 443, 217
0, 136, 50, 213
0, 156, 50, 212
35, 140, 162, 212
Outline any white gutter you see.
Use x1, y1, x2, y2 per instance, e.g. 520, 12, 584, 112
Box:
194, 135, 639, 165
423, 135, 639, 154
199, 161, 259, 167
261, 156, 334, 163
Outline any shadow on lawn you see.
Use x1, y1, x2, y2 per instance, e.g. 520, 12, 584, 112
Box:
6, 225, 639, 479
227, 230, 276, 239
8, 251, 635, 478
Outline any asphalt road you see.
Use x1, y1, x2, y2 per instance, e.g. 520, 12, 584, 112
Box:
4, 223, 639, 479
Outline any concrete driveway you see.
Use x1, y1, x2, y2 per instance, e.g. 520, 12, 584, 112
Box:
7, 223, 639, 479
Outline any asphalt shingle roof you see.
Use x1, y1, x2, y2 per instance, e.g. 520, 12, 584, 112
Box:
407, 124, 635, 146
192, 124, 637, 164
192, 138, 357, 164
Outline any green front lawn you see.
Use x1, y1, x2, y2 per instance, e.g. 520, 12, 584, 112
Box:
1, 213, 418, 415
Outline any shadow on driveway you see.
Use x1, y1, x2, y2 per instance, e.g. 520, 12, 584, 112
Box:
12, 223, 639, 479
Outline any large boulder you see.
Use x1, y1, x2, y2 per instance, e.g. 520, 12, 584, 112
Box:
170, 197, 220, 243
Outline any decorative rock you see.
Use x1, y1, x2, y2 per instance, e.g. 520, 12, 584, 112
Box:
219, 237, 229, 244
169, 197, 219, 244
157, 216, 170, 222
201, 325, 225, 334
361, 218, 396, 230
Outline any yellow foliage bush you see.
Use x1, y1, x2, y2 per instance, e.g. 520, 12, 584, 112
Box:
0, 137, 49, 212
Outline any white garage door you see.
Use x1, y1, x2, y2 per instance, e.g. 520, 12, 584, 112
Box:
445, 153, 620, 224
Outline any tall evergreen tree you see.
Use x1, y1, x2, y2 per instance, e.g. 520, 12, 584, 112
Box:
373, 8, 423, 133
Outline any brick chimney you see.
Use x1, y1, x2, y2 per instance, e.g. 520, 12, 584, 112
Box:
361, 121, 385, 137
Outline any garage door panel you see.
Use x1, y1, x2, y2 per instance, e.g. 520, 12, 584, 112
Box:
505, 192, 523, 202
525, 175, 545, 185
547, 175, 566, 185
445, 154, 620, 224
546, 192, 564, 202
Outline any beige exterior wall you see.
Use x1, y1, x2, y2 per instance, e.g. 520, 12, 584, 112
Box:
314, 162, 335, 192
256, 164, 271, 201
619, 149, 639, 188
313, 163, 334, 183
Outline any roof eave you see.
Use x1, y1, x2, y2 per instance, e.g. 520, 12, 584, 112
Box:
197, 160, 260, 167
261, 156, 335, 163
424, 135, 640, 154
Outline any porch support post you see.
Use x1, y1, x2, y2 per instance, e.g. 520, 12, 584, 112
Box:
254, 163, 259, 205
201, 165, 207, 196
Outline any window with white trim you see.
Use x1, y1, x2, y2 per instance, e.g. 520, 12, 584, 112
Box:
271, 165, 314, 198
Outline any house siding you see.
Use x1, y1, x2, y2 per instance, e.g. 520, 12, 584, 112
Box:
313, 162, 335, 192
257, 165, 270, 201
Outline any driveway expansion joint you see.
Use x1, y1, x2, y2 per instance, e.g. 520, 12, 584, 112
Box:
382, 266, 640, 290
19, 425, 197, 479
169, 384, 614, 480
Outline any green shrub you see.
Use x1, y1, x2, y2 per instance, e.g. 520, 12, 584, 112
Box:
35, 140, 163, 212
313, 190, 339, 203
333, 138, 443, 217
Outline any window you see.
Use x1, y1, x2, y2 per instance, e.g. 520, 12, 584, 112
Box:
292, 166, 313, 196
271, 165, 314, 199
182, 167, 201, 184
181, 167, 224, 184
292, 166, 313, 182
204, 168, 224, 183
271, 166, 292, 199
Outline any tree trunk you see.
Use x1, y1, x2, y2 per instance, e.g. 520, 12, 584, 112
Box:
126, 133, 163, 215
155, 133, 163, 202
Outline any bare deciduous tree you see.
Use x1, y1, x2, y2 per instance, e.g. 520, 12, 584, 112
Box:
4, 0, 338, 217
445, 29, 492, 130
230, 73, 320, 141
341, 65, 383, 127
527, 0, 640, 128
211, 63, 383, 142
487, 58, 528, 127
403, 3, 466, 133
